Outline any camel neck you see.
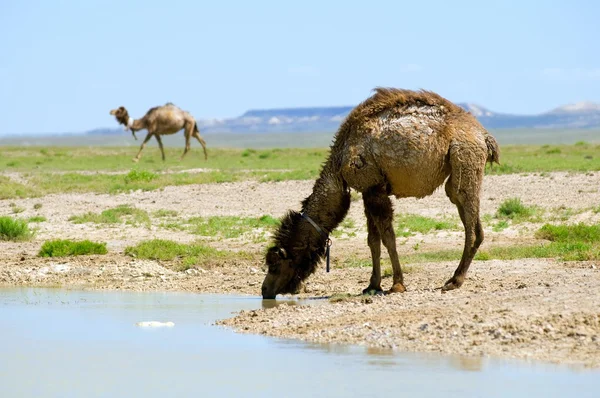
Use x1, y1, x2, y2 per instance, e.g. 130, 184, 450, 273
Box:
301, 159, 350, 235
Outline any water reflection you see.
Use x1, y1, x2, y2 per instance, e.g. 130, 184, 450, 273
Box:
261, 296, 326, 309
449, 355, 485, 372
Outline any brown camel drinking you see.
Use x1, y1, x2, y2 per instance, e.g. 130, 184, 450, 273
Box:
261, 88, 500, 299
109, 103, 208, 162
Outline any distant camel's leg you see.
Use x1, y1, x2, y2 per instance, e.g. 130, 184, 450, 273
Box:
134, 132, 153, 162
442, 147, 486, 291
193, 132, 208, 160
155, 134, 166, 161
363, 185, 405, 294
362, 200, 383, 295
180, 123, 194, 161
180, 133, 192, 160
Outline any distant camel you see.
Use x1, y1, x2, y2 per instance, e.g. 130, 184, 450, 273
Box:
261, 88, 500, 299
109, 103, 208, 162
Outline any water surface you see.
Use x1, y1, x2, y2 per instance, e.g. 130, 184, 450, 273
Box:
0, 288, 597, 397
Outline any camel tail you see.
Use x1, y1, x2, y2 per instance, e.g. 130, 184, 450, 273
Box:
194, 122, 208, 160
484, 132, 500, 165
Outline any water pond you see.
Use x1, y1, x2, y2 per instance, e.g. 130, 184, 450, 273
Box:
0, 288, 597, 397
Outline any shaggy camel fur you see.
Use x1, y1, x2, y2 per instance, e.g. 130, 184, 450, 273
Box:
262, 88, 500, 299
109, 103, 208, 162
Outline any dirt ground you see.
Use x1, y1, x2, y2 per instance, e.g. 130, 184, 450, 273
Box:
1, 171, 599, 368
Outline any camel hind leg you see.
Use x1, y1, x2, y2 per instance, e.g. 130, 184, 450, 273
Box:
155, 134, 166, 161
193, 123, 208, 160
180, 125, 193, 161
442, 143, 486, 291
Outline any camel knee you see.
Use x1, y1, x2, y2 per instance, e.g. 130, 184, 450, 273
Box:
367, 233, 380, 249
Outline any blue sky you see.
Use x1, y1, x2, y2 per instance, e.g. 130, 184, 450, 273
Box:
1, 0, 598, 135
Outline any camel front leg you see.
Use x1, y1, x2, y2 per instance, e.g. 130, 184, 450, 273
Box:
134, 132, 153, 162
363, 186, 406, 294
362, 205, 383, 295
155, 134, 166, 161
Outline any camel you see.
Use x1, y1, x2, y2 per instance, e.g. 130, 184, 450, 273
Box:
109, 103, 208, 162
261, 88, 500, 299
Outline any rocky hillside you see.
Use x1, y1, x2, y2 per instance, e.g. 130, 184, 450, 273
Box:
89, 101, 600, 135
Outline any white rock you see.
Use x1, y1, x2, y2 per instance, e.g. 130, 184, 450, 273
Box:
136, 321, 175, 328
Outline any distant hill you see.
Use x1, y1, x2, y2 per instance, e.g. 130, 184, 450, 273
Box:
87, 100, 600, 136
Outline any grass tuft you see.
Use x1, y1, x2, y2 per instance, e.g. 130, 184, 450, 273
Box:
536, 223, 600, 243
496, 198, 535, 220
153, 209, 178, 218
69, 205, 150, 227
39, 239, 107, 257
124, 169, 158, 183
0, 216, 34, 241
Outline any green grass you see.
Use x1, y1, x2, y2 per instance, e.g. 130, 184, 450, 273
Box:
187, 215, 280, 239
28, 216, 47, 223
10, 203, 25, 214
331, 218, 357, 238
536, 223, 600, 243
0, 216, 33, 241
2, 144, 599, 175
24, 169, 240, 196
153, 209, 178, 218
341, 256, 372, 268
496, 198, 537, 220
492, 220, 509, 232
549, 206, 583, 222
337, 223, 600, 266
0, 176, 41, 199
38, 239, 108, 257
1, 143, 600, 198
396, 214, 456, 237
33, 203, 43, 210
0, 147, 329, 173
124, 239, 249, 271
124, 169, 158, 183
485, 144, 600, 175
409, 223, 600, 263
69, 205, 150, 227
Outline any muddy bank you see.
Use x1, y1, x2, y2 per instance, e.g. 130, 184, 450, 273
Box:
220, 259, 600, 368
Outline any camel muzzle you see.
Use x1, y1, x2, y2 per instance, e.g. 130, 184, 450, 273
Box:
261, 286, 276, 300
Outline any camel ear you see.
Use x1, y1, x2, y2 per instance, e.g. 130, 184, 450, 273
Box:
278, 247, 287, 259
266, 247, 280, 266
119, 106, 125, 111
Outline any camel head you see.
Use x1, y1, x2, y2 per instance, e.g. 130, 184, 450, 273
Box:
109, 106, 137, 140
261, 211, 325, 299
262, 245, 300, 299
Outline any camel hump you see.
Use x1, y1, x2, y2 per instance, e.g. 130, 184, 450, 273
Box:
349, 87, 463, 124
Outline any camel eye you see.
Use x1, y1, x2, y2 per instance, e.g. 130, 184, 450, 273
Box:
269, 263, 280, 274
